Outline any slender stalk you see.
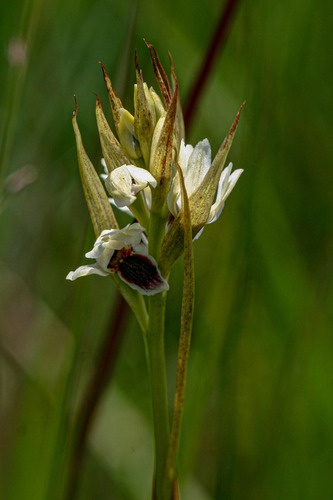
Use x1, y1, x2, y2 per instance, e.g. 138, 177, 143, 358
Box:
183, 0, 242, 133
147, 292, 170, 500
64, 293, 129, 500
162, 163, 194, 499
148, 211, 168, 258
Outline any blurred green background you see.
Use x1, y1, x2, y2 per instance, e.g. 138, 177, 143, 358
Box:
1, 0, 332, 498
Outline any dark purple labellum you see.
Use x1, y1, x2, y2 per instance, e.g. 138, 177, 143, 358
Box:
118, 254, 165, 293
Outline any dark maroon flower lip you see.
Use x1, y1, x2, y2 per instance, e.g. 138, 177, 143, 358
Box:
108, 248, 169, 295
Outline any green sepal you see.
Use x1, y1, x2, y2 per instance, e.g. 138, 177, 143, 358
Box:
95, 95, 131, 172
72, 98, 118, 235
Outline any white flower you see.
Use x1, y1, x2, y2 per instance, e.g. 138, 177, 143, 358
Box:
104, 165, 157, 207
66, 223, 168, 295
167, 139, 243, 237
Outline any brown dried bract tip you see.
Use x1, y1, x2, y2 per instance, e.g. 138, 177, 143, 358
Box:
144, 39, 172, 107
99, 61, 124, 128
134, 51, 144, 88
168, 51, 177, 86
134, 50, 141, 74
73, 95, 78, 117
229, 101, 245, 136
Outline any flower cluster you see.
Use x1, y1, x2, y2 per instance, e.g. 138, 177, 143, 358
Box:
67, 43, 243, 295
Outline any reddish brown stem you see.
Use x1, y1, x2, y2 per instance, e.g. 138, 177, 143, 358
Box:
65, 293, 128, 500
184, 0, 242, 132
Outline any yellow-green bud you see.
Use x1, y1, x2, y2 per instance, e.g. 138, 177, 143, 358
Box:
118, 108, 142, 160
134, 54, 156, 166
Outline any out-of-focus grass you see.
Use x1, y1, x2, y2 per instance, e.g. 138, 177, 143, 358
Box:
1, 0, 332, 499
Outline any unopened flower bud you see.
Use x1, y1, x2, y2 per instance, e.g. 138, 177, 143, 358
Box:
118, 108, 142, 160
134, 54, 156, 166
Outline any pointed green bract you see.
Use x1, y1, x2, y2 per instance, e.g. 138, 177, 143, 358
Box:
169, 51, 185, 147
149, 83, 178, 212
99, 62, 123, 134
72, 99, 118, 236
95, 95, 130, 172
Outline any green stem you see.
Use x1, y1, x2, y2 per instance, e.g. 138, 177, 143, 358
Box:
147, 292, 170, 499
130, 190, 150, 229
148, 211, 168, 258
163, 160, 195, 499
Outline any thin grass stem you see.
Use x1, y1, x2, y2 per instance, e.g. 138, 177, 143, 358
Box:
183, 0, 242, 133
63, 292, 128, 500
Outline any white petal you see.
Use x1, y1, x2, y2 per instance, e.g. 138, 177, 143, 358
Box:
126, 165, 157, 189
109, 197, 134, 216
167, 139, 212, 217
101, 158, 108, 175
167, 177, 181, 217
206, 204, 225, 225
222, 168, 244, 200
66, 264, 109, 281
186, 139, 211, 195
143, 186, 152, 210
207, 164, 243, 224
178, 140, 193, 175
167, 140, 195, 217
105, 166, 135, 207
206, 163, 232, 224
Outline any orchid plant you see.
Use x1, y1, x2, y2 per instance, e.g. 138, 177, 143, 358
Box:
67, 42, 243, 500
